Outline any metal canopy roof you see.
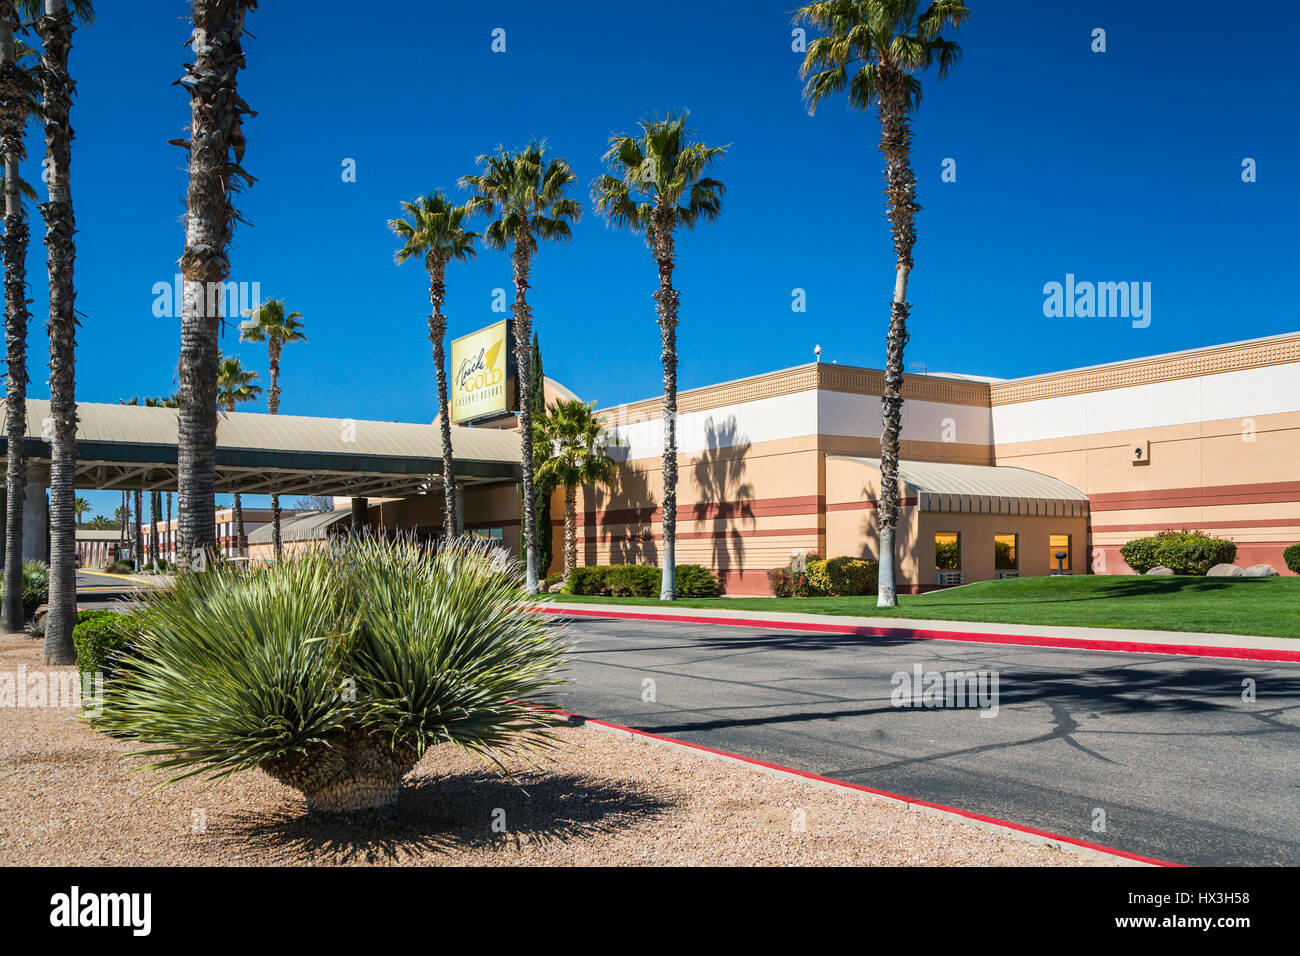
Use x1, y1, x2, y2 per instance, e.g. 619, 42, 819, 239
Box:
0, 399, 522, 497
247, 508, 352, 544
833, 456, 1090, 518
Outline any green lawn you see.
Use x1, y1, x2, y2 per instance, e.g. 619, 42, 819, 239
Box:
548, 575, 1300, 639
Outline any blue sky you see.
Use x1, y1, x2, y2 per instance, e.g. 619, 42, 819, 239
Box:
12, 1, 1296, 517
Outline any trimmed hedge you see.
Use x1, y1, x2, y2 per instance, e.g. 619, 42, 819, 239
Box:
1284, 544, 1300, 575
565, 564, 723, 598
772, 555, 877, 597
72, 612, 143, 679
1120, 530, 1238, 575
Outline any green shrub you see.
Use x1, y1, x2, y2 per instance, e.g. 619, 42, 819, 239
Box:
769, 555, 826, 598
1, 560, 51, 619
675, 564, 722, 597
543, 572, 563, 590
96, 536, 567, 814
1120, 530, 1238, 575
1284, 544, 1300, 574
72, 612, 143, 679
104, 560, 133, 575
567, 565, 611, 595
804, 558, 832, 596
823, 556, 878, 596
605, 565, 661, 598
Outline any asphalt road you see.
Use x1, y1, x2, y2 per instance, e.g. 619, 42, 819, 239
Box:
75, 570, 149, 608
552, 614, 1300, 866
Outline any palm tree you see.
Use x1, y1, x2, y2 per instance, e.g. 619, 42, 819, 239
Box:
175, 0, 257, 572
389, 190, 477, 540
215, 354, 260, 556
72, 495, 87, 525
86, 513, 108, 529
795, 0, 967, 607
36, 0, 96, 664
0, 20, 40, 633
460, 141, 582, 593
239, 298, 304, 560
592, 112, 726, 600
535, 399, 618, 583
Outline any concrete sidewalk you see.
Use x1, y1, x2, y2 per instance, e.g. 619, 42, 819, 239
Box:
540, 600, 1300, 662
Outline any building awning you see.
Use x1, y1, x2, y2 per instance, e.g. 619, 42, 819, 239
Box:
0, 399, 522, 498
247, 508, 352, 544
830, 456, 1090, 518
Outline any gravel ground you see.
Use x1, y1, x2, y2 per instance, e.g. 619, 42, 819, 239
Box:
0, 634, 1111, 866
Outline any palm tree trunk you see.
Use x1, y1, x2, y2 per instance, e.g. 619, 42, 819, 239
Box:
875, 74, 917, 608
0, 5, 31, 633
267, 337, 281, 559
511, 231, 538, 593
38, 0, 78, 663
177, 0, 252, 570
428, 258, 458, 539
652, 208, 679, 601
165, 491, 172, 562
224, 395, 245, 555
563, 483, 577, 581
149, 490, 159, 566
133, 489, 142, 571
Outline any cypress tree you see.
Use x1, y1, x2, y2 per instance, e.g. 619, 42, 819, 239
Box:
529, 332, 554, 576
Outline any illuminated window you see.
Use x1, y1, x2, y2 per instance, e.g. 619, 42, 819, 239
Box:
935, 532, 961, 570
994, 533, 1018, 570
1049, 534, 1072, 571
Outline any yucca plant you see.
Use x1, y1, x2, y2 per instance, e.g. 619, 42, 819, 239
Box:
98, 537, 568, 814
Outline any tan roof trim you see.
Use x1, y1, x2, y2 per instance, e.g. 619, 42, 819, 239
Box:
990, 331, 1300, 406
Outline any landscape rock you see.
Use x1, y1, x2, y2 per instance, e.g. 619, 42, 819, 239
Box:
547, 583, 565, 593
1146, 566, 1175, 576
1242, 564, 1279, 577
32, 604, 49, 627
1206, 563, 1244, 577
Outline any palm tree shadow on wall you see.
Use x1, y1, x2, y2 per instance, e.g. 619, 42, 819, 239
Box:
593, 466, 659, 567
693, 417, 755, 582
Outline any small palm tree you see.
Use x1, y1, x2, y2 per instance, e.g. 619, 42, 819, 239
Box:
795, 0, 968, 607
592, 112, 726, 600
240, 298, 305, 560
215, 356, 261, 557
389, 190, 477, 539
535, 400, 618, 583
460, 141, 582, 593
87, 513, 108, 529
73, 496, 89, 526
175, 0, 257, 572
0, 24, 42, 633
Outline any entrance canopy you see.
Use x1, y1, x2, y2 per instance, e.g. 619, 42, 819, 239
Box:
833, 456, 1090, 517
0, 399, 522, 498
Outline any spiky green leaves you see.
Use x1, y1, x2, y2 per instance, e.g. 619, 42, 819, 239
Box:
97, 537, 569, 787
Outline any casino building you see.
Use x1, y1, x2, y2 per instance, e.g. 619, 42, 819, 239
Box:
281, 330, 1300, 594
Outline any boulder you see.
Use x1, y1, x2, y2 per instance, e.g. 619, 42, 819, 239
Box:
1146, 566, 1175, 576
1242, 564, 1279, 577
1207, 563, 1244, 577
547, 582, 565, 594
32, 604, 49, 627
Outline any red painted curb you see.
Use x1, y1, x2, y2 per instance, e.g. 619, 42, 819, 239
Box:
540, 605, 1300, 663
556, 708, 1178, 867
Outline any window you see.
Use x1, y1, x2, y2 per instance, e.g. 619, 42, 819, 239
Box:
935, 532, 961, 570
468, 528, 503, 543
994, 533, 1018, 571
1049, 534, 1072, 572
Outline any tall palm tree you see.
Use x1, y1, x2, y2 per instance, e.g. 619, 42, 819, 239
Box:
37, 0, 96, 663
0, 21, 40, 633
215, 353, 260, 556
535, 399, 618, 583
239, 298, 303, 560
389, 190, 477, 540
72, 494, 87, 525
795, 0, 967, 607
460, 141, 581, 593
175, 0, 257, 572
592, 112, 726, 600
